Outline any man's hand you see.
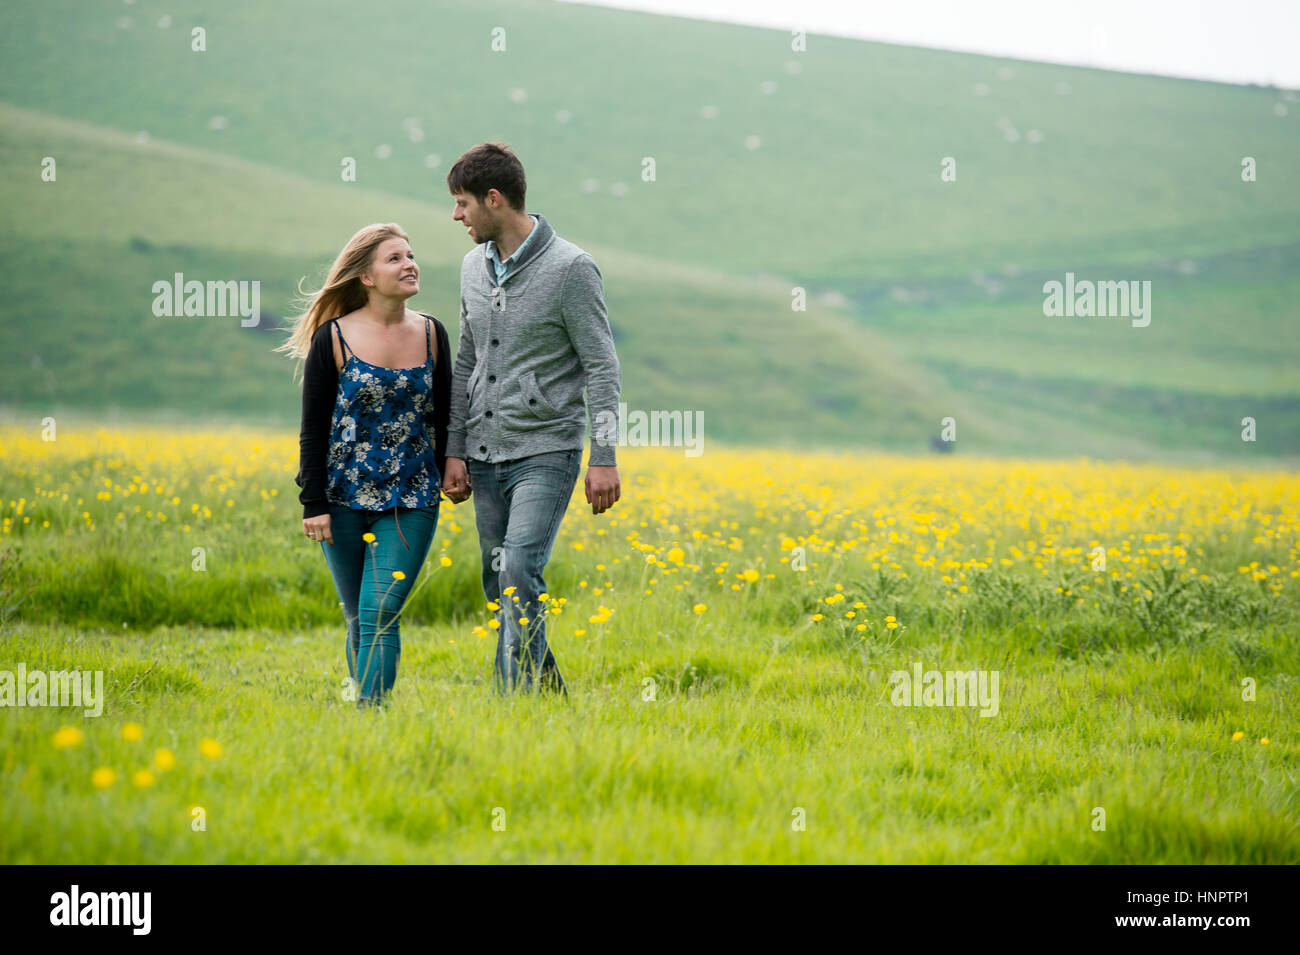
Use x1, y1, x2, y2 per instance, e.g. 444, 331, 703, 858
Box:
585, 465, 620, 515
442, 457, 472, 503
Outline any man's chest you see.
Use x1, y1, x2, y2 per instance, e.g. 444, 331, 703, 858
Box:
463, 272, 565, 346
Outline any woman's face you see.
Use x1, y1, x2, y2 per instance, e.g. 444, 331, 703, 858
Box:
363, 237, 419, 299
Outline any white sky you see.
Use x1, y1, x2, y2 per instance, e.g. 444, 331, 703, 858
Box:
559, 0, 1300, 88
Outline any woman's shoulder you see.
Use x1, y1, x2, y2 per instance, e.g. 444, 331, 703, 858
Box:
310, 314, 345, 338
308, 317, 339, 348
417, 311, 447, 335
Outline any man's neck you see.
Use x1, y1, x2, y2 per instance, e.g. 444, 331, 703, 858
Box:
493, 211, 535, 262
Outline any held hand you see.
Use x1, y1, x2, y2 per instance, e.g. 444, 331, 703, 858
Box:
585, 465, 621, 515
304, 513, 333, 545
442, 456, 472, 504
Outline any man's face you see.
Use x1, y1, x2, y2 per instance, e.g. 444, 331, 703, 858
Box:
451, 191, 498, 244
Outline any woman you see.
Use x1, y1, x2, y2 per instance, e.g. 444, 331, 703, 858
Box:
277, 223, 451, 708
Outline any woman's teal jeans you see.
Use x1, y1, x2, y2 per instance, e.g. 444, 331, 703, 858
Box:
319, 503, 440, 706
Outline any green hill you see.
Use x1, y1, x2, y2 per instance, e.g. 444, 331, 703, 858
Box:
0, 102, 962, 450
0, 0, 1296, 461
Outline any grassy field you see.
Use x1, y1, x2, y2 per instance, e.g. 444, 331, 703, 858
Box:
1, 424, 1296, 863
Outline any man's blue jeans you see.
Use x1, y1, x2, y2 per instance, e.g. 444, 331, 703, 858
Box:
319, 503, 440, 706
467, 449, 581, 696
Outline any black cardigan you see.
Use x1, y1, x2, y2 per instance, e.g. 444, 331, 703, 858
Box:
295, 314, 452, 520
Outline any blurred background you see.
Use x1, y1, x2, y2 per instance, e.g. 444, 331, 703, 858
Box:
1, 0, 1296, 463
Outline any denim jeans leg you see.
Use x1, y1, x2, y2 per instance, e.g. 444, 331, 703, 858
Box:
354, 504, 439, 702
469, 450, 581, 696
320, 507, 367, 687
321, 503, 439, 706
468, 458, 521, 693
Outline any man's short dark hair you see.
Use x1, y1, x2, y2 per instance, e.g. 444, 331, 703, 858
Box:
446, 142, 527, 211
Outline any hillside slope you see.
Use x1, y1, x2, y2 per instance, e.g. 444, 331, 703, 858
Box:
0, 103, 976, 452
0, 0, 1296, 462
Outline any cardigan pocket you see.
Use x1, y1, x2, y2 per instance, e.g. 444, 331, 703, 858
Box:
517, 370, 560, 420
466, 363, 486, 426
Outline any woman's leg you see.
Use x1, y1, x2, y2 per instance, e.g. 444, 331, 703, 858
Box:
354, 504, 440, 703
319, 505, 367, 690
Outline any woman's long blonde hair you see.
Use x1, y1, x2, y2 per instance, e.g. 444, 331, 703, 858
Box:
276, 222, 410, 383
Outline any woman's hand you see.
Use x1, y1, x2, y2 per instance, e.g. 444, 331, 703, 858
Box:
304, 513, 333, 545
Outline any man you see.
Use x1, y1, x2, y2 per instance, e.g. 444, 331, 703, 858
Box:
441, 142, 622, 696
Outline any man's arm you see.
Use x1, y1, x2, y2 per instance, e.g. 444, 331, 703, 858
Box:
442, 294, 476, 502
560, 252, 622, 514
428, 317, 451, 482
446, 293, 475, 461
560, 253, 622, 468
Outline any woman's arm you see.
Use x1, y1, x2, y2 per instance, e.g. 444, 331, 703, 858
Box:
296, 323, 338, 519
430, 316, 451, 484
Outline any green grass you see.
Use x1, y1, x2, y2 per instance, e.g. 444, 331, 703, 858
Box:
2, 617, 1294, 863
1, 427, 1296, 863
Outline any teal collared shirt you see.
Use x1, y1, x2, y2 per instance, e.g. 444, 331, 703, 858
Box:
486, 214, 540, 285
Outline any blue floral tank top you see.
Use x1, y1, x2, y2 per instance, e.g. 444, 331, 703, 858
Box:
325, 316, 441, 511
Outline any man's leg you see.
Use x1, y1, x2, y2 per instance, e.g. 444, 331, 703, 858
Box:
466, 458, 515, 695
496, 449, 582, 695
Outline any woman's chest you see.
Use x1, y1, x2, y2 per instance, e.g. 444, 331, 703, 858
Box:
337, 363, 432, 409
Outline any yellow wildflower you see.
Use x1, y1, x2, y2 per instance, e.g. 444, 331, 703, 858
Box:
52, 726, 84, 749
91, 767, 117, 788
